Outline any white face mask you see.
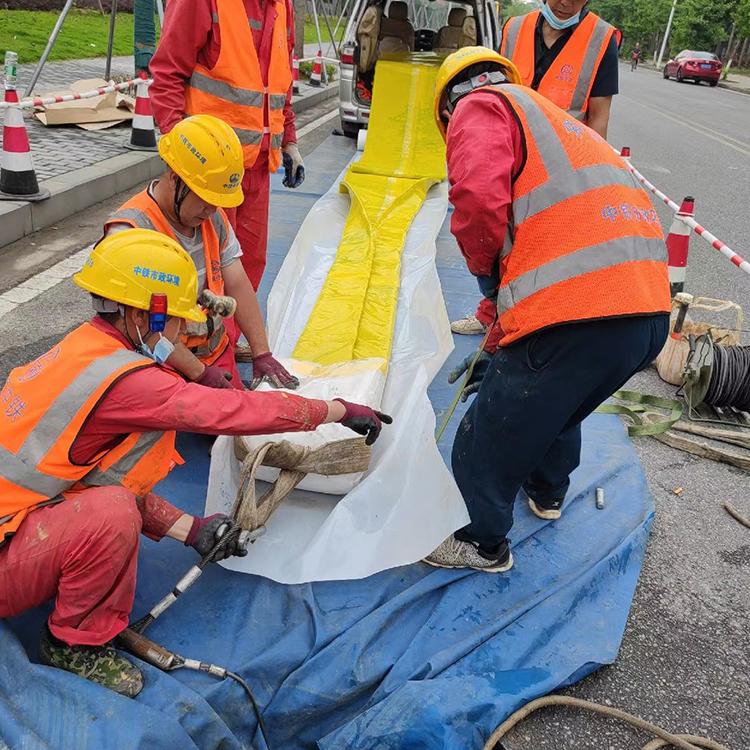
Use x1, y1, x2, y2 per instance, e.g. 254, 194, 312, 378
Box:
541, 2, 582, 30
136, 325, 175, 365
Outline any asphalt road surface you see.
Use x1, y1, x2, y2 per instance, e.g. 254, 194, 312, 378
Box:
1, 62, 749, 750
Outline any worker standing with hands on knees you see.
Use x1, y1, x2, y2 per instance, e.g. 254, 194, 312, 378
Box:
0, 230, 391, 698
451, 0, 620, 337
105, 114, 296, 391
424, 48, 669, 572
149, 0, 304, 296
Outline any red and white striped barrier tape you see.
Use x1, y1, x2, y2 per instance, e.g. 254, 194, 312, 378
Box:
619, 147, 750, 277
299, 56, 340, 65
0, 78, 151, 111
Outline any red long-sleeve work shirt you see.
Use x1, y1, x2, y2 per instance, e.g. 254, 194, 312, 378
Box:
446, 90, 524, 351
71, 318, 327, 539
149, 0, 297, 156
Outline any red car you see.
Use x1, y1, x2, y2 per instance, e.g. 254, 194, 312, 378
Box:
663, 50, 722, 86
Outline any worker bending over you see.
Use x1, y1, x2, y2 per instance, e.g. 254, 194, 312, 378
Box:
452, 0, 620, 337
106, 114, 295, 391
424, 48, 669, 572
150, 0, 304, 291
0, 230, 390, 697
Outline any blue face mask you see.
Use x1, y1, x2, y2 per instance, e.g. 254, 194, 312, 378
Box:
136, 327, 175, 365
540, 3, 581, 30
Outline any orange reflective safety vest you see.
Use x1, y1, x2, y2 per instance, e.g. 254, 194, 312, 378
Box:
500, 10, 615, 121
0, 323, 178, 544
479, 85, 670, 346
184, 0, 292, 171
105, 189, 231, 365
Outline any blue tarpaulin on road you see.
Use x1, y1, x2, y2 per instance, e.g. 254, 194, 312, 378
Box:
0, 137, 654, 750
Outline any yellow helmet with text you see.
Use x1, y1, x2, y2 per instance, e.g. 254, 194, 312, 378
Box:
158, 114, 244, 208
74, 228, 206, 323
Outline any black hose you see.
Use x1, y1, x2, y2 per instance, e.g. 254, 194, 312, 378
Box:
704, 344, 750, 411
227, 671, 272, 750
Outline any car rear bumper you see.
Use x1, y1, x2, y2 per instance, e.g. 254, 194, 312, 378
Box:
684, 68, 721, 80
339, 68, 371, 127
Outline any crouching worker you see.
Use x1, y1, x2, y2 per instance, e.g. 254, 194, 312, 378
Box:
0, 230, 391, 697
105, 114, 296, 391
424, 48, 670, 573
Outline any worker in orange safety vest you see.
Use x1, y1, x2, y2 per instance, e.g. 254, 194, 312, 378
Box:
105, 114, 297, 391
452, 0, 621, 338
0, 229, 391, 697
149, 0, 304, 295
423, 48, 669, 572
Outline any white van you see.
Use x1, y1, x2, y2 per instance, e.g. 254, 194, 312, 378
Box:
338, 0, 502, 137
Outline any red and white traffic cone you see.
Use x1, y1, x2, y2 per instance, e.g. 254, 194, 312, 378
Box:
125, 73, 157, 151
666, 196, 694, 297
0, 88, 49, 202
293, 54, 300, 95
310, 51, 322, 87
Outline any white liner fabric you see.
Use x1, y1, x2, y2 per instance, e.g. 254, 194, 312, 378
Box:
205, 166, 469, 583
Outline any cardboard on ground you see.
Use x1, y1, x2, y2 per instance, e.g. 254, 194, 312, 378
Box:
33, 78, 135, 130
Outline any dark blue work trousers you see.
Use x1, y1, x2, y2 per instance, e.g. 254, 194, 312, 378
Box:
452, 314, 669, 549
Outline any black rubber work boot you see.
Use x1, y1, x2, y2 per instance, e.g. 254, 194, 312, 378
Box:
40, 625, 143, 698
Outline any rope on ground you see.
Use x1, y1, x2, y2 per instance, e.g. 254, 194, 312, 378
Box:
231, 436, 371, 529
482, 695, 731, 750
723, 501, 750, 530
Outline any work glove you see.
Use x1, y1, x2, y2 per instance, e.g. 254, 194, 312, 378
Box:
448, 350, 493, 402
196, 364, 234, 389
282, 143, 305, 189
185, 513, 249, 561
475, 258, 500, 303
249, 352, 300, 390
334, 398, 393, 446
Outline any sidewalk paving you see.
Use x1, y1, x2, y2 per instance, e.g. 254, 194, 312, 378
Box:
0, 54, 337, 248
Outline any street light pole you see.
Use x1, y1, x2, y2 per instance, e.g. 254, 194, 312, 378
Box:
656, 0, 678, 68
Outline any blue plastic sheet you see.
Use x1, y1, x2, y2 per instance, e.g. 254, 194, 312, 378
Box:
0, 137, 653, 750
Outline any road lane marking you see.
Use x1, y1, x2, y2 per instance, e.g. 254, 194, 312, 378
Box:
621, 94, 750, 157
0, 246, 91, 321
296, 108, 339, 139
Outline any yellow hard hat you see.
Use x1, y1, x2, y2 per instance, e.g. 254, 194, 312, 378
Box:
74, 229, 206, 323
158, 115, 244, 208
434, 46, 522, 139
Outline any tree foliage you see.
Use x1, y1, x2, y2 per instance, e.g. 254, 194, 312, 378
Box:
589, 0, 744, 58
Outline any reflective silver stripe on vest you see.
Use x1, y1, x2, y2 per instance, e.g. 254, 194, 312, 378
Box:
249, 18, 262, 30
109, 208, 157, 232
570, 18, 612, 117
189, 71, 264, 108
269, 93, 287, 110
497, 236, 667, 313
0, 444, 71, 498
234, 128, 264, 146
210, 210, 229, 250
212, 12, 219, 22
0, 348, 150, 498
79, 432, 165, 488
15, 349, 149, 466
271, 132, 284, 150
504, 86, 641, 221
502, 15, 523, 58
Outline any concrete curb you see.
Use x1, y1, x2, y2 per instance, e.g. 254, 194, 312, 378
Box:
0, 82, 339, 250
